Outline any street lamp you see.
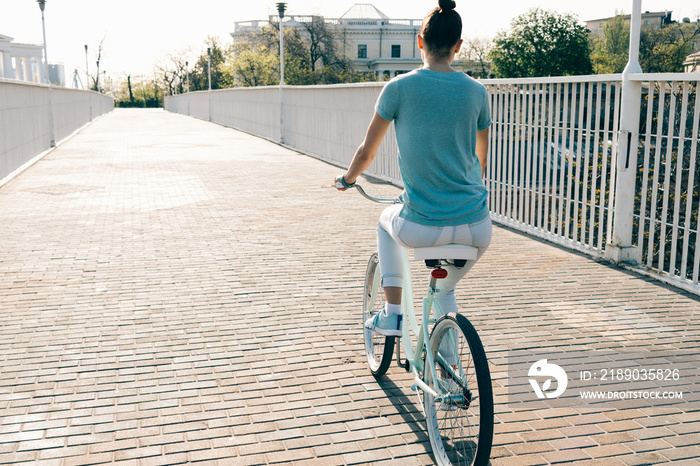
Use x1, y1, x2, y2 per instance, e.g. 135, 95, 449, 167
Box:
185, 61, 189, 93
277, 3, 287, 144
207, 47, 212, 91
277, 2, 287, 85
84, 44, 89, 90
37, 0, 55, 147
207, 48, 212, 121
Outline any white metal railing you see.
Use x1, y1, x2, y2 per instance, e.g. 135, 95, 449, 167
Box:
481, 75, 624, 256
0, 79, 114, 183
164, 73, 700, 294
632, 74, 700, 287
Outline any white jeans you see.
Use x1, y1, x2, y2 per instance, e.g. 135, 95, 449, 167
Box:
377, 204, 492, 315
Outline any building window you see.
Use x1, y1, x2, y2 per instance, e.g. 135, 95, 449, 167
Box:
391, 45, 401, 58
358, 44, 367, 59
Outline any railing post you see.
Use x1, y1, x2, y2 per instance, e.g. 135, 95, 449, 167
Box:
606, 0, 643, 264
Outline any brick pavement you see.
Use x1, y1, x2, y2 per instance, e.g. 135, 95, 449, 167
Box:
0, 109, 698, 465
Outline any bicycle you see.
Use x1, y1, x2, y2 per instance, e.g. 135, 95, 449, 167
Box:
349, 183, 494, 466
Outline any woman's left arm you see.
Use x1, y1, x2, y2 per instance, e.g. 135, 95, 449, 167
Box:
476, 127, 490, 179
335, 112, 392, 189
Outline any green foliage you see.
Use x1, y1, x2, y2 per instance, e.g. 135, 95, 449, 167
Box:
231, 30, 280, 87
489, 8, 593, 78
640, 21, 700, 73
590, 15, 630, 74
115, 75, 161, 108
231, 23, 375, 87
589, 16, 700, 74
189, 37, 235, 91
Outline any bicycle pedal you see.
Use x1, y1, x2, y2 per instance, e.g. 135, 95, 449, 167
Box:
411, 383, 418, 392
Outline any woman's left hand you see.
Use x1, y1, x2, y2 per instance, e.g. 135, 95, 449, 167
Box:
334, 174, 353, 191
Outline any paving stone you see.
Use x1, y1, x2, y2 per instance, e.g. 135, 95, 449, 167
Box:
1, 109, 699, 465
541, 448, 592, 464
492, 453, 547, 466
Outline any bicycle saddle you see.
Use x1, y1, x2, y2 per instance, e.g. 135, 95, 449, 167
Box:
413, 244, 478, 269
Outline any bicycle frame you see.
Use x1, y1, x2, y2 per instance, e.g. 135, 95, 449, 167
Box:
348, 183, 466, 400
367, 247, 461, 401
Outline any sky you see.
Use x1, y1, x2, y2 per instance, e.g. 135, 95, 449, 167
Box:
2, 0, 699, 87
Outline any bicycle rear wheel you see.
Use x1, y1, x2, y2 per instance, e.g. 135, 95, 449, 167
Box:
424, 313, 493, 466
362, 253, 394, 377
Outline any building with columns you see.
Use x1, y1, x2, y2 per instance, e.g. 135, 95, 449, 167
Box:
585, 10, 673, 33
232, 3, 425, 81
0, 34, 45, 83
684, 51, 700, 72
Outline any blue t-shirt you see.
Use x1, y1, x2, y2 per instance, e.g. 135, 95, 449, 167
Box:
375, 69, 492, 226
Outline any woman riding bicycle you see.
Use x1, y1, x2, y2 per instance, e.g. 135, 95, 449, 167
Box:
336, 0, 492, 336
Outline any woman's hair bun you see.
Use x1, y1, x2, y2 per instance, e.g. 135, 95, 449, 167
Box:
438, 0, 456, 11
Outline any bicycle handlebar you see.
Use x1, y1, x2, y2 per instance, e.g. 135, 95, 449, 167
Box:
324, 177, 402, 204
354, 184, 402, 205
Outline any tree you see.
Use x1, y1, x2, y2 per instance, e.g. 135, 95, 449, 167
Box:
489, 8, 592, 78
231, 41, 279, 87
590, 14, 630, 74
299, 16, 340, 72
590, 15, 700, 74
458, 37, 493, 78
189, 37, 235, 91
231, 21, 373, 86
86, 36, 106, 92
155, 48, 191, 95
640, 21, 700, 73
113, 74, 161, 108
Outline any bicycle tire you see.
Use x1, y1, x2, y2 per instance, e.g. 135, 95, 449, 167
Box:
423, 312, 493, 466
362, 253, 394, 377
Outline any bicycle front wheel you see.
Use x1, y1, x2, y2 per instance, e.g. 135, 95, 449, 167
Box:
424, 313, 493, 466
362, 253, 394, 377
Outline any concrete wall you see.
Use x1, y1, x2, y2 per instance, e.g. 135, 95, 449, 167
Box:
0, 78, 114, 181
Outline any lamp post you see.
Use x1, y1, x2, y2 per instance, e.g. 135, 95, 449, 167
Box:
84, 44, 89, 90
277, 2, 287, 85
607, 0, 643, 264
37, 0, 55, 148
185, 61, 190, 116
207, 48, 212, 121
277, 2, 287, 144
207, 47, 212, 91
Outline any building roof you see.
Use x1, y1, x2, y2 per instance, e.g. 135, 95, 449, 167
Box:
586, 10, 670, 23
340, 3, 389, 20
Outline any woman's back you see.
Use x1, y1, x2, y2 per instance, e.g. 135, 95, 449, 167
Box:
375, 69, 492, 226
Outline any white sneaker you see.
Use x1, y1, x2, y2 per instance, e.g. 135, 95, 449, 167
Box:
364, 311, 402, 337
